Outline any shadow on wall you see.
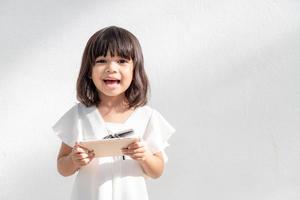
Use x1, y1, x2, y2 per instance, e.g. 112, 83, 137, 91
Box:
0, 0, 112, 75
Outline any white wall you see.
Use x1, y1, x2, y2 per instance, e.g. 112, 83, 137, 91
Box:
1, 0, 300, 199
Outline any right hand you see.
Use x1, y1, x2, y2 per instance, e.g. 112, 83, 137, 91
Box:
69, 142, 95, 168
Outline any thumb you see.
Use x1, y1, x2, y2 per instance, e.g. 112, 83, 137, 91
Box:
74, 141, 80, 148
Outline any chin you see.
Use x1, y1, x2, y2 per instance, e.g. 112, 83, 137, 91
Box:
101, 91, 125, 97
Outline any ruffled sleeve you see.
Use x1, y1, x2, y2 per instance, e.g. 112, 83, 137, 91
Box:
52, 104, 82, 147
143, 109, 175, 162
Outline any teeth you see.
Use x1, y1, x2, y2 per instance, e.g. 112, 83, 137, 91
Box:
103, 80, 120, 84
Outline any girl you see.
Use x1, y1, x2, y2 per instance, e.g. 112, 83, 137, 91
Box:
52, 26, 175, 200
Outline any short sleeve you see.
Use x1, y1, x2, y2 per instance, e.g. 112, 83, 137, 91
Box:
143, 109, 175, 162
52, 104, 82, 147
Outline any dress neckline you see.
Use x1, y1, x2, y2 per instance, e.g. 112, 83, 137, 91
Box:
93, 105, 141, 125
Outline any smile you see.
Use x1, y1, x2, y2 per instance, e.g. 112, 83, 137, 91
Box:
103, 80, 121, 84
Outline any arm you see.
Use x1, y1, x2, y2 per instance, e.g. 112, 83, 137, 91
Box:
57, 142, 95, 177
122, 142, 164, 179
138, 152, 164, 179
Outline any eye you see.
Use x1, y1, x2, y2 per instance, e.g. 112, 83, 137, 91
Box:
95, 59, 106, 64
118, 59, 128, 64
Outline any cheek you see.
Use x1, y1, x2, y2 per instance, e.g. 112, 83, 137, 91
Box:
91, 67, 96, 78
129, 66, 134, 79
91, 67, 103, 78
91, 73, 97, 84
122, 68, 134, 81
125, 73, 133, 85
91, 68, 104, 87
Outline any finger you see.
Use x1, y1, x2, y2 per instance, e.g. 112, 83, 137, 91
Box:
73, 142, 77, 148
127, 145, 145, 152
74, 142, 81, 149
88, 152, 96, 158
135, 156, 147, 161
71, 155, 82, 164
133, 147, 145, 154
79, 158, 90, 165
73, 142, 93, 152
122, 148, 130, 154
127, 141, 139, 149
123, 147, 145, 156
73, 154, 93, 165
78, 152, 95, 160
72, 154, 86, 162
131, 147, 145, 154
75, 144, 92, 152
83, 156, 95, 165
74, 146, 91, 154
128, 142, 144, 149
130, 153, 145, 159
80, 152, 90, 159
77, 144, 94, 153
72, 148, 84, 155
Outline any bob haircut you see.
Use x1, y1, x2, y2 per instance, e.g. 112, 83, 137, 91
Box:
76, 26, 149, 108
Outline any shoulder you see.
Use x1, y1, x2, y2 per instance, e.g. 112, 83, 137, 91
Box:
139, 105, 164, 118
61, 102, 83, 113
71, 102, 96, 116
145, 106, 175, 132
137, 105, 170, 124
138, 105, 153, 113
136, 105, 158, 120
54, 102, 90, 122
138, 105, 164, 114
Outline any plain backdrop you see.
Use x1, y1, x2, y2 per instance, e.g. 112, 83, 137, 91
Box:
0, 0, 300, 199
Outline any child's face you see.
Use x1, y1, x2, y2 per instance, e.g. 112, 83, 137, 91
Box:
91, 52, 134, 99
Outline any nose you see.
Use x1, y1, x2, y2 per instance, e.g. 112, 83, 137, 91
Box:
105, 61, 118, 73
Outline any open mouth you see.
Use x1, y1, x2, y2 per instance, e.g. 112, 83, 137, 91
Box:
103, 79, 121, 84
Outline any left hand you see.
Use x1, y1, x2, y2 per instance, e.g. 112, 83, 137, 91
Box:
122, 141, 151, 162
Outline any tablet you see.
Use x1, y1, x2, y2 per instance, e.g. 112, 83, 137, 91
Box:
79, 137, 139, 158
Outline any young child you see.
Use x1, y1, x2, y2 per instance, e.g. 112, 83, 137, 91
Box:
52, 26, 175, 200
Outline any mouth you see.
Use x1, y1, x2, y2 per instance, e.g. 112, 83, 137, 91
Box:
103, 79, 121, 85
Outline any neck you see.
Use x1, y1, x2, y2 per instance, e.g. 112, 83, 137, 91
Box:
98, 94, 129, 110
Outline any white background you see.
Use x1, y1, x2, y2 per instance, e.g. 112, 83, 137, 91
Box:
1, 0, 300, 199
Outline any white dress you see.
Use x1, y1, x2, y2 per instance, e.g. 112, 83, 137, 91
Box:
52, 103, 175, 200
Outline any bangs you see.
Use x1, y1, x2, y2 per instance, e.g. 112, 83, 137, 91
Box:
90, 27, 136, 62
